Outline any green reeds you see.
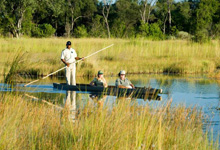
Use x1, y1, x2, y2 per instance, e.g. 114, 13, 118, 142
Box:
4, 50, 26, 83
0, 94, 218, 149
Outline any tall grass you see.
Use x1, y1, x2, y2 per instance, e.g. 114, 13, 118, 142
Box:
3, 50, 26, 83
0, 38, 219, 77
0, 93, 218, 149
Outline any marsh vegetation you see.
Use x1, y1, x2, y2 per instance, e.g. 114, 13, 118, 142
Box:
1, 38, 220, 82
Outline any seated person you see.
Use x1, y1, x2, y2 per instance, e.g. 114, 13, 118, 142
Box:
90, 70, 108, 88
115, 70, 135, 89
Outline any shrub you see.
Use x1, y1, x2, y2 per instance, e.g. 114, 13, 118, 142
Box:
111, 19, 126, 38
138, 22, 149, 37
32, 24, 55, 38
89, 15, 106, 38
176, 31, 191, 40
149, 23, 164, 40
73, 25, 88, 38
213, 23, 220, 39
193, 29, 209, 43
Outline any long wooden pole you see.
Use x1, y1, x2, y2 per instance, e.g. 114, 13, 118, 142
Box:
24, 44, 114, 87
25, 94, 63, 110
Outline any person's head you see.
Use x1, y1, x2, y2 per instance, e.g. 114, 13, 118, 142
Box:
66, 41, 71, 49
97, 70, 104, 78
118, 70, 126, 80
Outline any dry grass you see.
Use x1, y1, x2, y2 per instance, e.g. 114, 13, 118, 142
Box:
0, 38, 220, 78
0, 93, 218, 149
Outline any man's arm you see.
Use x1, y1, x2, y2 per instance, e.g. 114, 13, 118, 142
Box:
90, 80, 95, 86
130, 84, 135, 89
127, 78, 135, 89
118, 85, 128, 89
75, 57, 84, 60
61, 59, 69, 67
102, 78, 108, 88
115, 79, 127, 89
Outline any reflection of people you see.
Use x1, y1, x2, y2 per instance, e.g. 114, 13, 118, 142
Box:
90, 70, 108, 87
115, 70, 135, 89
89, 94, 107, 108
65, 91, 76, 122
61, 41, 84, 85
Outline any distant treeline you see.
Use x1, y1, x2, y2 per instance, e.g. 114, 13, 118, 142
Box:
0, 0, 219, 42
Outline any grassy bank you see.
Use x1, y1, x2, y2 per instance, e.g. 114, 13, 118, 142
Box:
0, 93, 218, 149
0, 38, 220, 78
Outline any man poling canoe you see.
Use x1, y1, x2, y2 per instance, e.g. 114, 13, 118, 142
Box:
61, 41, 84, 85
23, 44, 114, 87
115, 70, 135, 89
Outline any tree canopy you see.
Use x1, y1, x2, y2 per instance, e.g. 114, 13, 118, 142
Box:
0, 0, 219, 41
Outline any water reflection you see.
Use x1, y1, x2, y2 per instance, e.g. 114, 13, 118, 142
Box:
0, 74, 220, 142
89, 94, 107, 108
64, 91, 77, 122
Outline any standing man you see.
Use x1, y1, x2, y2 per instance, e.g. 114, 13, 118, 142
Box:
61, 41, 84, 85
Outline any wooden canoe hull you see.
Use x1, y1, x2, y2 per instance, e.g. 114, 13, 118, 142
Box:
53, 83, 162, 100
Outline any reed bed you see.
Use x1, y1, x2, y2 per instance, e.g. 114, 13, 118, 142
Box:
0, 93, 218, 149
0, 38, 220, 78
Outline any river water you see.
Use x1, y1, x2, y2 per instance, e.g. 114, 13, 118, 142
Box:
0, 74, 219, 142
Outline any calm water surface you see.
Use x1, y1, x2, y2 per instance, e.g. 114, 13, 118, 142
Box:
0, 74, 220, 141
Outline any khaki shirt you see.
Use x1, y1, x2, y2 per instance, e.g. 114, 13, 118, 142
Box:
115, 78, 132, 87
92, 77, 105, 87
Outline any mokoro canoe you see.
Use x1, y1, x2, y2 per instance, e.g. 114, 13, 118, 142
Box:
53, 83, 162, 99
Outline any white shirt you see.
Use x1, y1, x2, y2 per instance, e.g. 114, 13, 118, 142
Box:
61, 48, 77, 64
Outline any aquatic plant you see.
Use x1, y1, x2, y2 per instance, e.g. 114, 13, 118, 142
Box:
3, 50, 26, 83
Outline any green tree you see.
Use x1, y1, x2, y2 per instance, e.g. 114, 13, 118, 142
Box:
46, 0, 65, 35
89, 15, 106, 37
115, 0, 139, 38
172, 1, 192, 32
194, 0, 219, 42
139, 0, 157, 24
0, 0, 36, 38
65, 0, 96, 37
155, 0, 174, 35
101, 0, 113, 38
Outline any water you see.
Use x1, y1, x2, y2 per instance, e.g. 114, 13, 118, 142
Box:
0, 74, 220, 142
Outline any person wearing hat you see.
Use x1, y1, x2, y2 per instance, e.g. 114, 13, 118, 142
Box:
61, 41, 84, 85
90, 70, 108, 87
115, 70, 135, 89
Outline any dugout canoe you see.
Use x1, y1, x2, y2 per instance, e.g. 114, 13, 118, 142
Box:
53, 83, 162, 99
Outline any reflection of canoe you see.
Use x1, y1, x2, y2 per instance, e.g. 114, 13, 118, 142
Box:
89, 93, 162, 101
53, 83, 162, 100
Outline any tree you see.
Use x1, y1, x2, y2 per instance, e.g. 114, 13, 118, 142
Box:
65, 0, 96, 37
167, 0, 173, 34
172, 1, 192, 32
0, 0, 36, 38
194, 0, 219, 42
102, 0, 112, 38
89, 15, 106, 37
155, 0, 168, 34
139, 0, 157, 24
115, 0, 139, 38
46, 0, 65, 36
155, 0, 174, 35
